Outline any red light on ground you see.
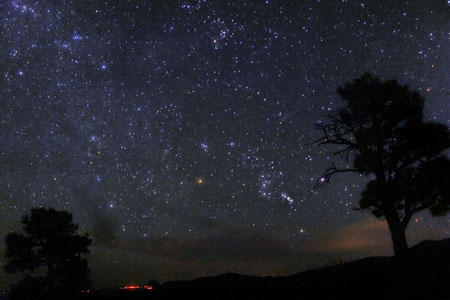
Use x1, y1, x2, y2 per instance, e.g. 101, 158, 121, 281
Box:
122, 284, 140, 290
144, 285, 153, 290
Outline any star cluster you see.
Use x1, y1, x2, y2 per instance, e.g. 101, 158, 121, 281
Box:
1, 0, 449, 288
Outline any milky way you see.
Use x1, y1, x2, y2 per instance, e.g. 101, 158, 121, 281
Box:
1, 0, 449, 288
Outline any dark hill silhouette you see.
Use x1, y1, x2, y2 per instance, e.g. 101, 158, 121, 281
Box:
83, 238, 449, 300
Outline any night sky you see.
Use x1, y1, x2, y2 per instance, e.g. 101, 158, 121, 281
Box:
1, 0, 449, 289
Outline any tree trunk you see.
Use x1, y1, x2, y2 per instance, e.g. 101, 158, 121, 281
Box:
385, 212, 408, 258
47, 257, 56, 290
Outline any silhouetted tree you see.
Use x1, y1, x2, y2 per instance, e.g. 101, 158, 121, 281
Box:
315, 73, 450, 257
4, 207, 91, 299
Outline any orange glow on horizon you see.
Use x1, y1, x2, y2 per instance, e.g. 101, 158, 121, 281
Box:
122, 284, 140, 290
121, 284, 154, 291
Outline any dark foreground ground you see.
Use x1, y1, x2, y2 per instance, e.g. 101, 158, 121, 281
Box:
37, 238, 450, 300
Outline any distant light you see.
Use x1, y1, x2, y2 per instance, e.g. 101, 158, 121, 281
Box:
122, 284, 140, 290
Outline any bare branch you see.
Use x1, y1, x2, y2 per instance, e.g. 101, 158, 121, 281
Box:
333, 144, 354, 161
314, 162, 363, 188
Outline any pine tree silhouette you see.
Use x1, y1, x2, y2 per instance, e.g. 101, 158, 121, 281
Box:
4, 207, 91, 300
315, 73, 450, 257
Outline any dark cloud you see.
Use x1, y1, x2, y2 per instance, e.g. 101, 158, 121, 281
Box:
90, 216, 118, 247
87, 223, 303, 287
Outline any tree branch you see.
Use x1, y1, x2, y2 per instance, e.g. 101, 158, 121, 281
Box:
314, 162, 363, 188
313, 119, 361, 155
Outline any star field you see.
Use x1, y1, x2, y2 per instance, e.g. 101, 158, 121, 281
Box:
1, 0, 449, 288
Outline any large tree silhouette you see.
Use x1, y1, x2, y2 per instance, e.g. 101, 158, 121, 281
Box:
315, 73, 450, 257
4, 207, 91, 299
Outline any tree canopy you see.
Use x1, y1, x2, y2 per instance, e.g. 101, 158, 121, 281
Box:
4, 207, 91, 299
316, 73, 450, 257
